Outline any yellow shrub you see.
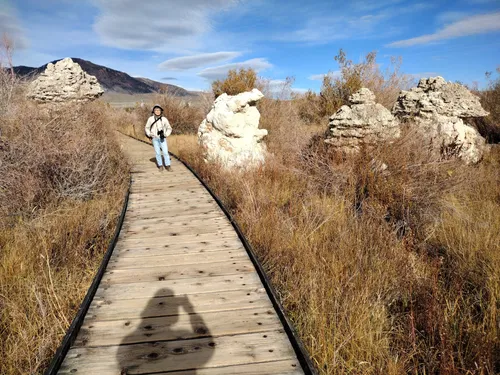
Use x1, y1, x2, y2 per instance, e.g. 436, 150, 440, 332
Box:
212, 68, 257, 98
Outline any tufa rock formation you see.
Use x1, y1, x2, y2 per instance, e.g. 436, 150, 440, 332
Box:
325, 88, 401, 151
27, 58, 104, 103
392, 76, 489, 164
198, 89, 268, 169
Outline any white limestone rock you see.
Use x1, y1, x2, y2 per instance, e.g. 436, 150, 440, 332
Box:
27, 58, 103, 103
325, 88, 401, 152
392, 76, 489, 164
198, 89, 268, 169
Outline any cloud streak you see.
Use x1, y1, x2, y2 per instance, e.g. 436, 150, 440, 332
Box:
387, 12, 500, 47
309, 71, 341, 81
276, 3, 433, 44
92, 0, 239, 51
0, 8, 28, 50
197, 58, 272, 80
159, 51, 242, 70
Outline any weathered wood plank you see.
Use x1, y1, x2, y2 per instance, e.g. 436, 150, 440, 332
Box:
103, 258, 252, 280
94, 273, 263, 301
120, 225, 234, 238
113, 239, 244, 257
74, 307, 282, 347
60, 330, 295, 374
121, 215, 227, 229
153, 360, 303, 375
123, 209, 221, 221
116, 232, 238, 247
86, 289, 273, 322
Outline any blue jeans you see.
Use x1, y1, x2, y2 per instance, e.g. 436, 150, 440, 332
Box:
152, 138, 171, 167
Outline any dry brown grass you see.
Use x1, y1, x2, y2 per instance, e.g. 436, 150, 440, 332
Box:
0, 72, 129, 374
469, 68, 500, 143
167, 94, 500, 374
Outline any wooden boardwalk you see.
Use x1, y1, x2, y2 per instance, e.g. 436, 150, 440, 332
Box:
58, 135, 305, 374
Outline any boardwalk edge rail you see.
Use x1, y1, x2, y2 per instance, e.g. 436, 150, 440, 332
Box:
124, 133, 318, 375
46, 132, 317, 374
44, 176, 132, 375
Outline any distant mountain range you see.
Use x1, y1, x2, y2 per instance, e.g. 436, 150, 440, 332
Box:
13, 58, 194, 97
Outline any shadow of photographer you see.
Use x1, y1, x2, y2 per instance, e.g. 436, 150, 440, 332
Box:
117, 288, 214, 374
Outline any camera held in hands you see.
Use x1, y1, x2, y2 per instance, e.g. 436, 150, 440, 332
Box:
157, 129, 165, 141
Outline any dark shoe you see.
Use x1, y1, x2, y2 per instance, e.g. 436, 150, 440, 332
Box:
165, 165, 172, 172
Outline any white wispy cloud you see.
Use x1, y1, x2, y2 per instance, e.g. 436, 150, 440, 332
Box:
92, 0, 239, 51
387, 12, 500, 47
309, 71, 341, 81
436, 11, 468, 25
276, 3, 433, 44
197, 58, 272, 80
0, 7, 28, 50
276, 14, 389, 43
350, 0, 403, 12
159, 52, 242, 71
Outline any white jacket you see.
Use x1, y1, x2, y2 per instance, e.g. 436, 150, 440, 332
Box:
145, 115, 172, 139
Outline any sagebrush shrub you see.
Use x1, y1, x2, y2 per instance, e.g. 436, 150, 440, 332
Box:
212, 68, 257, 98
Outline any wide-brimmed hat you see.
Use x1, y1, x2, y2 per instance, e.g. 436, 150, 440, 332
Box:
151, 104, 164, 113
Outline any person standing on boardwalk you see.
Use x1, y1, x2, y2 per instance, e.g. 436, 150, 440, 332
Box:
145, 104, 173, 171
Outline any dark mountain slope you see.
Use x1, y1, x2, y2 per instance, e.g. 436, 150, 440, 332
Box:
13, 58, 192, 96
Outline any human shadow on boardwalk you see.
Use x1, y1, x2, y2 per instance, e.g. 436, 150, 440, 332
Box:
117, 288, 214, 374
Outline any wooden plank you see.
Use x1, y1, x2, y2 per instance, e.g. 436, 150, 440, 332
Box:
125, 204, 220, 214
107, 254, 251, 277
94, 273, 263, 301
74, 307, 282, 347
113, 238, 244, 256
130, 191, 212, 198
133, 176, 199, 182
130, 185, 203, 193
127, 199, 217, 207
159, 360, 303, 375
123, 209, 221, 221
127, 202, 218, 211
121, 215, 227, 228
86, 289, 273, 322
59, 330, 295, 374
120, 224, 234, 237
130, 195, 214, 203
116, 232, 238, 246
121, 217, 231, 230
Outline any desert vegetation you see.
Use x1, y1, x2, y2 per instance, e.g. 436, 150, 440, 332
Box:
470, 67, 500, 143
2, 40, 498, 374
294, 50, 414, 124
0, 47, 129, 373
153, 52, 499, 374
212, 68, 257, 98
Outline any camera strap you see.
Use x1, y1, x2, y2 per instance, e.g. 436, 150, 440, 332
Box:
150, 116, 162, 132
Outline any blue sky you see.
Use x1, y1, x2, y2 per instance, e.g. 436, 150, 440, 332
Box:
2, 0, 499, 92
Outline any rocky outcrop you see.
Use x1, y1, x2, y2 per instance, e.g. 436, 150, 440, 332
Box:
392, 76, 489, 164
27, 58, 103, 103
325, 88, 401, 151
198, 89, 268, 169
